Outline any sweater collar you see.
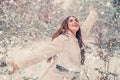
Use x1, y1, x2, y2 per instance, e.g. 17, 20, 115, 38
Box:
65, 30, 78, 41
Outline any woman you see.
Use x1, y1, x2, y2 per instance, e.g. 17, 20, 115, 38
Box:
8, 5, 97, 80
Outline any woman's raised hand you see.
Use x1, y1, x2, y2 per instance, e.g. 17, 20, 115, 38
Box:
7, 61, 20, 75
89, 5, 95, 11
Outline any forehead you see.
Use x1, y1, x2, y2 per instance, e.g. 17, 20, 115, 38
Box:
69, 16, 77, 20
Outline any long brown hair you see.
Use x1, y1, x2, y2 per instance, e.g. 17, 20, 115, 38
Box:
52, 16, 85, 65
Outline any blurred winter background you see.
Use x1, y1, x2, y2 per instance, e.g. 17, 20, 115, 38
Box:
0, 0, 120, 80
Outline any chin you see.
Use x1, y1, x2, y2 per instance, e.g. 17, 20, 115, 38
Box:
73, 28, 79, 31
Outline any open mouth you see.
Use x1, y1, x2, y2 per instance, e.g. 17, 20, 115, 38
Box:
72, 24, 79, 27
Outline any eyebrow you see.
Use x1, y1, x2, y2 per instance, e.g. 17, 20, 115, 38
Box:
69, 18, 78, 21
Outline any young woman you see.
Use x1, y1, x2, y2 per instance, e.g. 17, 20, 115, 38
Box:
8, 5, 97, 80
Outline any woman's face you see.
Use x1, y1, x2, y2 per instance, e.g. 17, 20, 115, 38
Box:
67, 16, 80, 33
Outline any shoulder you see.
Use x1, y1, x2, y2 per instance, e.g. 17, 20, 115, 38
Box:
58, 34, 68, 39
53, 34, 68, 42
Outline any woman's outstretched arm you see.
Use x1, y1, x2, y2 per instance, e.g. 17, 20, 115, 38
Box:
81, 5, 98, 42
8, 35, 68, 73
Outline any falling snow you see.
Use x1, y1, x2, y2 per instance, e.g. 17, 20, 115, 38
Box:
0, 0, 120, 80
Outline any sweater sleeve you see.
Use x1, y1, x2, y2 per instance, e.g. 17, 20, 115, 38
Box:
81, 11, 98, 42
14, 35, 68, 69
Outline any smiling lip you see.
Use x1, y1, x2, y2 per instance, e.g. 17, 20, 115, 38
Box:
73, 24, 79, 27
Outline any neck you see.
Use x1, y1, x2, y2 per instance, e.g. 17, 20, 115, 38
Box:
72, 32, 76, 36
69, 30, 76, 36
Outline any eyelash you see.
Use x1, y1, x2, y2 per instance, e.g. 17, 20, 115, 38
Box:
70, 20, 73, 22
75, 19, 78, 22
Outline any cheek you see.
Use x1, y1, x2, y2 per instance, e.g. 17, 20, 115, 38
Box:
68, 23, 72, 29
68, 25, 73, 30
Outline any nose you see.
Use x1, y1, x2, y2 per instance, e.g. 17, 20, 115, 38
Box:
74, 21, 78, 25
73, 22, 79, 27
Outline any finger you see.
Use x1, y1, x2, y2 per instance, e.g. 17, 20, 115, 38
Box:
8, 70, 14, 75
7, 61, 14, 65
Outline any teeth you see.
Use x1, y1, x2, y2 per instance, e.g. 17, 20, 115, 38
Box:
73, 25, 78, 26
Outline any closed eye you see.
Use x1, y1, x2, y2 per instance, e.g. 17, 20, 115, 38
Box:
75, 19, 78, 22
69, 19, 73, 22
